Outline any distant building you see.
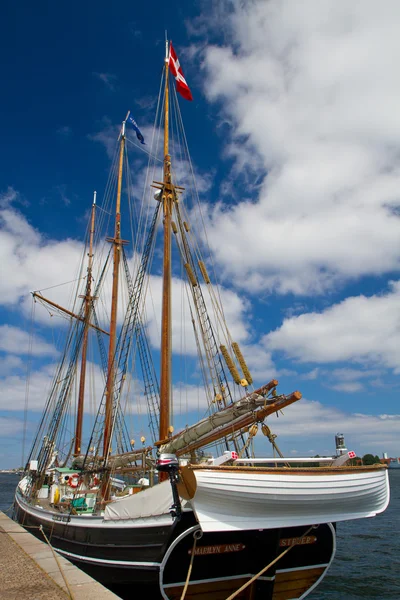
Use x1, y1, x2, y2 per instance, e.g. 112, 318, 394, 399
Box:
335, 433, 347, 456
381, 453, 400, 468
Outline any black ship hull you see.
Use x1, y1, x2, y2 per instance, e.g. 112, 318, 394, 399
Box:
14, 490, 335, 599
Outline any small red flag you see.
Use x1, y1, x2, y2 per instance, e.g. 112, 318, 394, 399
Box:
169, 43, 193, 101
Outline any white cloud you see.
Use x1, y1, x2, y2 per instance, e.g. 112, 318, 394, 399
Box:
330, 381, 364, 393
91, 119, 213, 203
199, 1, 400, 294
89, 119, 122, 159
94, 72, 117, 91
172, 383, 209, 415
144, 273, 255, 358
0, 416, 24, 437
300, 368, 319, 381
0, 355, 24, 377
238, 342, 276, 383
0, 190, 271, 382
326, 367, 383, 393
330, 368, 381, 382
0, 366, 56, 412
54, 184, 72, 207
0, 187, 19, 208
0, 199, 84, 308
261, 398, 400, 456
264, 281, 400, 372
0, 325, 57, 357
0, 359, 107, 414
0, 192, 142, 334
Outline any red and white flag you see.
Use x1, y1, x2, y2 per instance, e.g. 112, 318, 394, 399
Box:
168, 43, 193, 101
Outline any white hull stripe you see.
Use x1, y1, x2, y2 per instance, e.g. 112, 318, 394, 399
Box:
162, 573, 275, 588
276, 562, 329, 574
55, 547, 160, 568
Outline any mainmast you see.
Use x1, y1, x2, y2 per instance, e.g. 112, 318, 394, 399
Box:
103, 120, 127, 459
159, 40, 172, 444
74, 191, 97, 456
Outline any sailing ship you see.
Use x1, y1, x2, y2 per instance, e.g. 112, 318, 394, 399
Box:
14, 41, 389, 600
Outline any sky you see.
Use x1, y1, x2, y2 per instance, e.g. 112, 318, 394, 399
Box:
1, 0, 400, 468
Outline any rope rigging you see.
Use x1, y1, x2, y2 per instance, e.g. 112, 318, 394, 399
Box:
22, 58, 272, 497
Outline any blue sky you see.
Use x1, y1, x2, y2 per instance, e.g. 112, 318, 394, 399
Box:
1, 1, 400, 468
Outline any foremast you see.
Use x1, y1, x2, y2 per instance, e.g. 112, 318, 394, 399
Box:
25, 191, 105, 498
74, 191, 96, 456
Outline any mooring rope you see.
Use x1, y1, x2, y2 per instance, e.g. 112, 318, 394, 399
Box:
39, 525, 75, 600
180, 529, 203, 600
225, 525, 315, 600
2, 504, 15, 515
0, 520, 74, 599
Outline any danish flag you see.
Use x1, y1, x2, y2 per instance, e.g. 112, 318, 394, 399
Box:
169, 43, 193, 101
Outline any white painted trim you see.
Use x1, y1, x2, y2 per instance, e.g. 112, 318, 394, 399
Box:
15, 492, 173, 529
276, 562, 329, 574
159, 524, 200, 599
55, 547, 160, 568
162, 573, 275, 589
235, 458, 334, 464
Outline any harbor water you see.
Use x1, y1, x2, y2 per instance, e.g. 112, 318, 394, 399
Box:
1, 471, 399, 599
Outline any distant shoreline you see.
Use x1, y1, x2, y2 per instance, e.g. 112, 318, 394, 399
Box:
0, 470, 21, 474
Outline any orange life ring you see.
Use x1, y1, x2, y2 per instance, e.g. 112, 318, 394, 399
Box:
69, 474, 80, 489
92, 476, 100, 488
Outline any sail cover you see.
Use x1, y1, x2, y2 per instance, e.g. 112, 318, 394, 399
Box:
104, 480, 175, 521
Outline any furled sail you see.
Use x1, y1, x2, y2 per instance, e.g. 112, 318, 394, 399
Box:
107, 448, 152, 469
160, 393, 266, 455
159, 382, 301, 455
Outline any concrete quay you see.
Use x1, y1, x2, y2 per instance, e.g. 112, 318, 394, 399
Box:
0, 511, 121, 600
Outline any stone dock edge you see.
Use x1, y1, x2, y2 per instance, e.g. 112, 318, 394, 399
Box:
0, 510, 120, 599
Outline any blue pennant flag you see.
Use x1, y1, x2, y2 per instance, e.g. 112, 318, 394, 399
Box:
126, 113, 145, 144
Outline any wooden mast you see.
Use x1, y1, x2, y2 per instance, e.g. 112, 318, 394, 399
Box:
159, 39, 172, 449
103, 121, 126, 461
32, 293, 108, 335
74, 191, 97, 456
